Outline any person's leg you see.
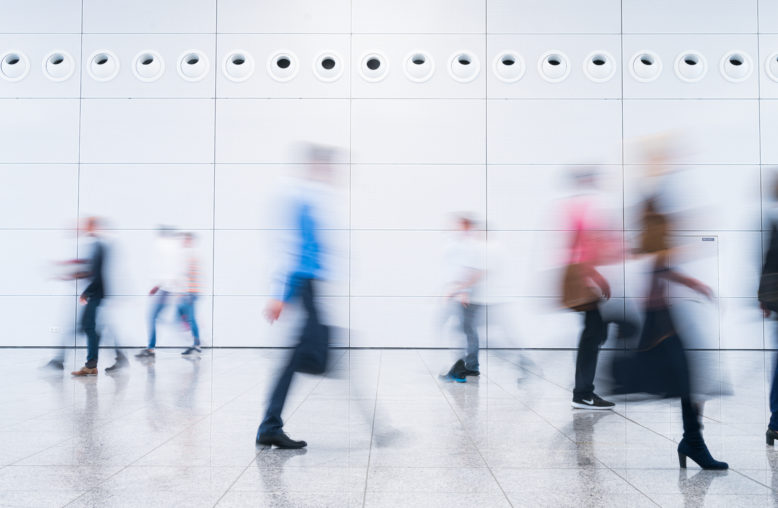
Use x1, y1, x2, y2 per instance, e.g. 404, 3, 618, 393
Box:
463, 304, 480, 373
83, 298, 101, 369
185, 295, 200, 347
147, 291, 167, 349
573, 307, 607, 400
770, 351, 778, 431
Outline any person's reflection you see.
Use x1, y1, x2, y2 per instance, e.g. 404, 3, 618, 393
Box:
72, 377, 98, 462
571, 410, 608, 467
766, 446, 778, 505
677, 468, 727, 507
255, 448, 308, 504
138, 356, 164, 432
176, 355, 201, 410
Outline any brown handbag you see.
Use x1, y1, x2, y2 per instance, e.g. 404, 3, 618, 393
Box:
561, 263, 600, 311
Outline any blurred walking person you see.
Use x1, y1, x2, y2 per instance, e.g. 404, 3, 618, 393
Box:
562, 170, 620, 409
256, 145, 337, 449
759, 181, 778, 446
136, 228, 183, 358
444, 215, 486, 383
178, 232, 202, 357
71, 217, 123, 375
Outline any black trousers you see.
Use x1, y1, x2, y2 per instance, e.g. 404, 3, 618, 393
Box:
573, 307, 608, 399
258, 278, 327, 437
82, 296, 102, 369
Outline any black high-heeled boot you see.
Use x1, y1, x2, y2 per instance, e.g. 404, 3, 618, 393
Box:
677, 437, 728, 470
766, 428, 778, 446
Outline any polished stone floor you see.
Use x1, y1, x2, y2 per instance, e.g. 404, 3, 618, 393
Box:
1, 347, 777, 507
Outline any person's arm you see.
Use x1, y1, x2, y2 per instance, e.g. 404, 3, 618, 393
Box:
80, 243, 102, 303
581, 263, 611, 300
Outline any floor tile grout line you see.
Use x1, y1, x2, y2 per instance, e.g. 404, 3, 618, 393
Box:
416, 350, 515, 508
361, 349, 382, 507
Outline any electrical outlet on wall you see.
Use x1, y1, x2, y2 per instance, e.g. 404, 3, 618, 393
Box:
49, 326, 60, 334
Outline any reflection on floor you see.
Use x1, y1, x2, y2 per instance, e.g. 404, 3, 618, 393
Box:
0, 348, 776, 507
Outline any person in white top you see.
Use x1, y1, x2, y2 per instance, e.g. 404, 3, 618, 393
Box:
136, 228, 184, 358
444, 215, 486, 382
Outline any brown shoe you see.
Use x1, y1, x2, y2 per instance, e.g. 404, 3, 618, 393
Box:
71, 366, 98, 376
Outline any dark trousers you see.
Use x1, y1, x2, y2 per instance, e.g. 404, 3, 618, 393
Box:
462, 304, 481, 371
771, 352, 778, 431
258, 278, 324, 437
573, 307, 608, 399
82, 297, 102, 368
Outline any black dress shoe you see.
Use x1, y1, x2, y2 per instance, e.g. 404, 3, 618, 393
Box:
256, 431, 307, 449
105, 354, 128, 372
767, 428, 778, 446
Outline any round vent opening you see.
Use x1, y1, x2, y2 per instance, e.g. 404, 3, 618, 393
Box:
583, 51, 616, 83
267, 51, 299, 82
133, 50, 164, 82
449, 51, 479, 83
43, 50, 75, 82
720, 50, 752, 83
313, 51, 344, 82
538, 51, 570, 83
0, 51, 29, 82
630, 50, 662, 82
87, 50, 119, 82
674, 51, 707, 82
360, 52, 389, 82
492, 51, 525, 83
223, 50, 254, 82
404, 50, 434, 83
178, 50, 209, 82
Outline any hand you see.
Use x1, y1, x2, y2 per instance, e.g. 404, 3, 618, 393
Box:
691, 280, 714, 300
600, 282, 611, 301
79, 295, 87, 305
264, 299, 284, 323
149, 286, 159, 296
761, 301, 772, 318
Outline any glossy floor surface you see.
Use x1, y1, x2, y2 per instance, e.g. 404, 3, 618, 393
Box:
1, 348, 777, 507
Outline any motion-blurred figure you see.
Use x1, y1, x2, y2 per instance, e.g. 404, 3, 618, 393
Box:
612, 198, 727, 470
178, 232, 202, 357
256, 145, 337, 449
562, 169, 620, 410
136, 227, 194, 358
444, 215, 486, 383
70, 217, 122, 375
759, 180, 778, 446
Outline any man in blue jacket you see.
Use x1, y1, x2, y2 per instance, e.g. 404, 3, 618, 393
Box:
256, 146, 336, 449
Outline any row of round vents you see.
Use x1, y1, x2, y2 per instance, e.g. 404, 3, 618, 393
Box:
1, 48, 777, 84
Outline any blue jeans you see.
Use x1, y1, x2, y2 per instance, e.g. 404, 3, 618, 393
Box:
462, 304, 481, 371
147, 290, 169, 349
177, 294, 200, 346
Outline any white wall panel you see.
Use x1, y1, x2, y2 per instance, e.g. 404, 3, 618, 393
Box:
487, 35, 621, 99
351, 100, 485, 164
79, 165, 214, 230
351, 165, 485, 230
80, 99, 214, 163
81, 34, 215, 98
720, 297, 763, 349
217, 34, 349, 99
0, 100, 79, 163
0, 165, 77, 229
758, 35, 778, 99
487, 0, 620, 35
485, 297, 582, 349
0, 1, 82, 33
623, 100, 759, 165
760, 0, 778, 33
0, 231, 76, 295
215, 99, 349, 163
351, 231, 453, 297
0, 296, 76, 347
761, 101, 778, 164
351, 35, 485, 99
83, 0, 215, 34
352, 0, 485, 34
487, 100, 622, 165
218, 0, 350, 34
622, 0, 757, 34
